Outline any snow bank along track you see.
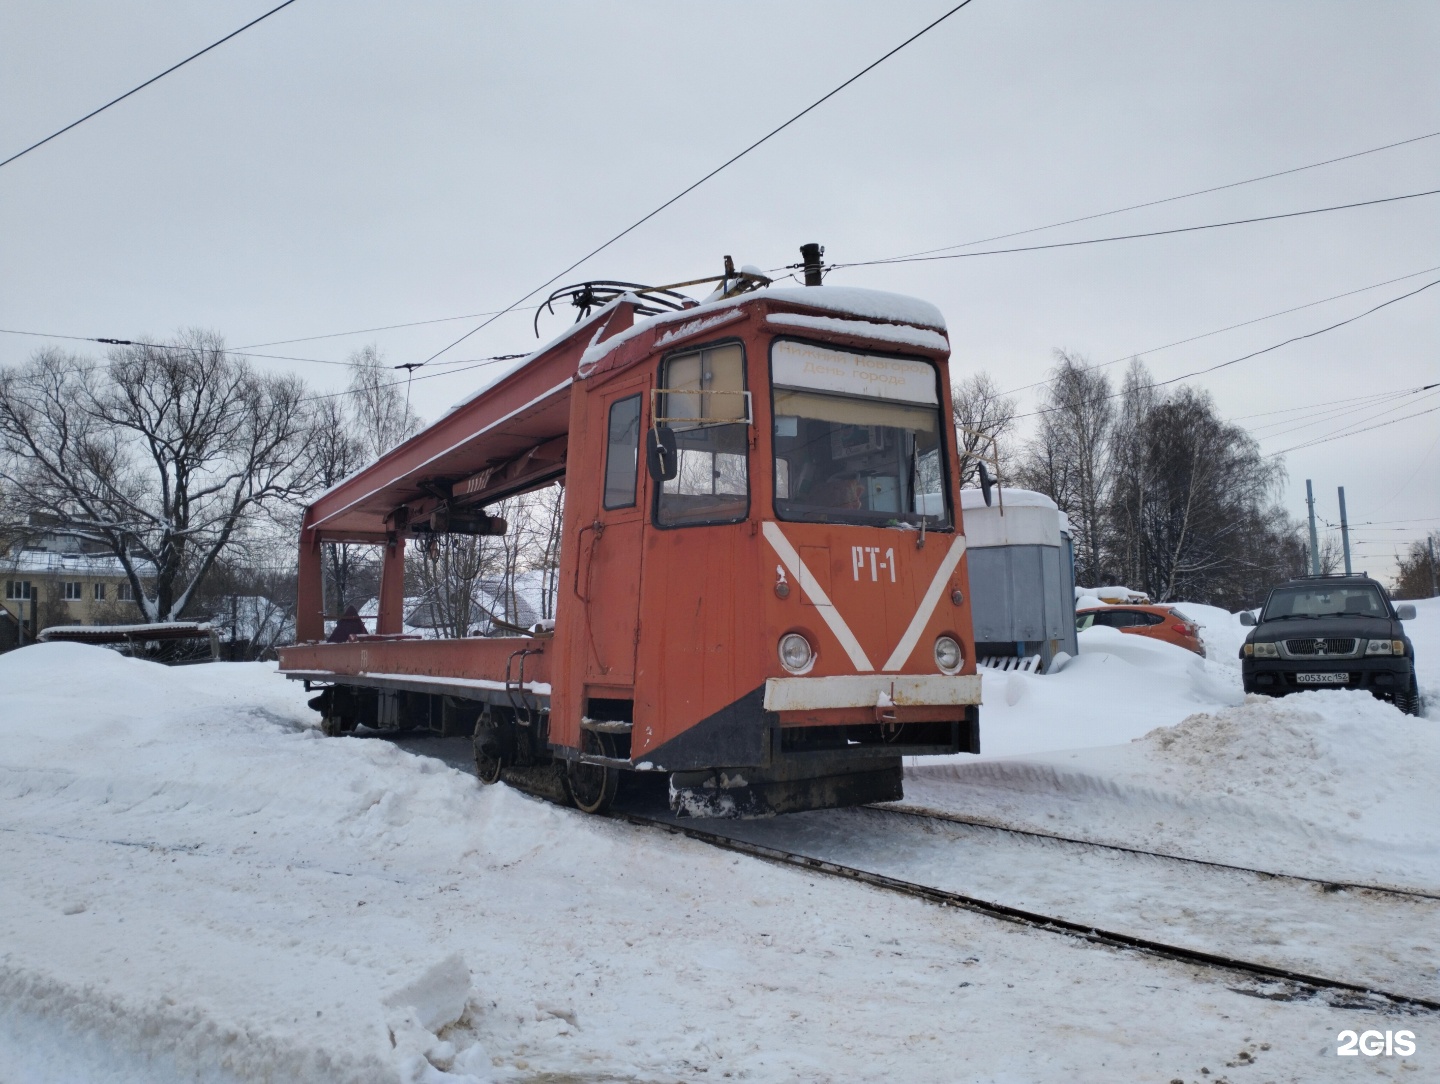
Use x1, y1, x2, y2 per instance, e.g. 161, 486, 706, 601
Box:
877, 803, 1440, 903
613, 809, 1440, 1016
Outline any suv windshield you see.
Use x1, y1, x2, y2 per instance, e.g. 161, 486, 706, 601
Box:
1262, 584, 1388, 620
770, 340, 950, 527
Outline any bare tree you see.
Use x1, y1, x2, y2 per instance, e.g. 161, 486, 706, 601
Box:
950, 372, 1016, 488
347, 345, 422, 460
1107, 359, 1161, 588
1110, 385, 1288, 605
1016, 351, 1114, 585
411, 533, 505, 638
310, 349, 424, 615
0, 334, 319, 622
520, 483, 564, 620
1392, 532, 1439, 599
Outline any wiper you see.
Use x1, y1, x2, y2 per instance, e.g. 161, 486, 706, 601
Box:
1264, 613, 1313, 621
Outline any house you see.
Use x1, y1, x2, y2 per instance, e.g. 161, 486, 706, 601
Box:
1, 529, 155, 635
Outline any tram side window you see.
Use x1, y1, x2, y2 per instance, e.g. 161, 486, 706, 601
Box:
603, 394, 642, 509
655, 343, 749, 527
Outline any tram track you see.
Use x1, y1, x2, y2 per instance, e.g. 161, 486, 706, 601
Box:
871, 802, 1440, 903
614, 807, 1440, 1016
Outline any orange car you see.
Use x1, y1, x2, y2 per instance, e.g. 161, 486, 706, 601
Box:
1075, 604, 1205, 656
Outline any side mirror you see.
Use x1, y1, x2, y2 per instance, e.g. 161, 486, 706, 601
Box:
1238, 611, 1256, 626
1396, 604, 1417, 621
646, 425, 678, 482
977, 461, 995, 507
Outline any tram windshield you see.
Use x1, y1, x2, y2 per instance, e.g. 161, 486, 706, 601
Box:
770, 340, 950, 528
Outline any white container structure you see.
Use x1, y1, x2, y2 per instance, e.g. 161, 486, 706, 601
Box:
959, 487, 1078, 672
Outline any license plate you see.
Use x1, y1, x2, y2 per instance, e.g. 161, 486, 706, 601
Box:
1297, 672, 1349, 685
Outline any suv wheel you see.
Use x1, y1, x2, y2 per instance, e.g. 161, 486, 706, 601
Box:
1395, 677, 1424, 717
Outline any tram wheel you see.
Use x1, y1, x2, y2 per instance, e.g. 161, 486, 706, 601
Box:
567, 731, 619, 815
473, 719, 508, 785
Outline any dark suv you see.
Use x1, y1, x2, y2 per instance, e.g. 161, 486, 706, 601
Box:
1240, 574, 1421, 715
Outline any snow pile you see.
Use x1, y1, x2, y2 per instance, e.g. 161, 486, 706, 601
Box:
1, 642, 1398, 1081
1405, 595, 1440, 703
905, 594, 1440, 888
962, 623, 1242, 756
907, 688, 1440, 889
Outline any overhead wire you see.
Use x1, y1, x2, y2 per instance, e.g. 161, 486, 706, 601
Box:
831, 188, 1440, 271
1253, 387, 1439, 440
0, 0, 301, 172
1267, 393, 1440, 456
414, 0, 981, 367
234, 130, 1440, 357
0, 326, 506, 372
842, 128, 1440, 266
1012, 277, 1440, 421
233, 308, 515, 351
1232, 384, 1436, 422
995, 264, 1440, 398
1260, 387, 1440, 445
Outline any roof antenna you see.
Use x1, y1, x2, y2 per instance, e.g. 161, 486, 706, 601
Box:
800, 243, 824, 286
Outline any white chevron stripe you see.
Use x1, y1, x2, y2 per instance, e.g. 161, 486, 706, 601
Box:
882, 535, 967, 671
762, 522, 874, 672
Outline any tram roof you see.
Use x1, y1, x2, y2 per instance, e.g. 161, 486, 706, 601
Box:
301, 286, 949, 541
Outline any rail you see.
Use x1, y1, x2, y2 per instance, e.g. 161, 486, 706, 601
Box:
613, 809, 1440, 1015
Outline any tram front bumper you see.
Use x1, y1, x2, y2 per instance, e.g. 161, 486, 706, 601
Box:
763, 673, 982, 713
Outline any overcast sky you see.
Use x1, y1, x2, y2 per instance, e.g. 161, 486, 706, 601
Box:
3, 1, 1437, 578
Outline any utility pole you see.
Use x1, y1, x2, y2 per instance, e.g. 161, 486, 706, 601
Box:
1305, 480, 1321, 575
1429, 536, 1438, 598
1337, 486, 1352, 575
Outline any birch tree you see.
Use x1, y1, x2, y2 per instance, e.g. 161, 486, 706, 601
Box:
1016, 351, 1114, 585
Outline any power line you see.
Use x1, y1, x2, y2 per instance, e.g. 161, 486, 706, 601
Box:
0, 0, 301, 172
996, 264, 1440, 398
417, 0, 981, 366
1232, 384, 1434, 422
1253, 388, 1438, 440
832, 187, 1440, 271
0, 326, 505, 371
232, 308, 517, 351
1268, 395, 1440, 456
1261, 388, 1440, 445
296, 353, 524, 404
852, 129, 1440, 265
1013, 278, 1440, 421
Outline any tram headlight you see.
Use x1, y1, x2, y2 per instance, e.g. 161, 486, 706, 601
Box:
778, 632, 815, 674
934, 635, 963, 675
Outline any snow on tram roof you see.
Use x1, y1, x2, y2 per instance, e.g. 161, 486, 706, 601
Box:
575, 284, 948, 373
443, 284, 947, 417
759, 285, 947, 331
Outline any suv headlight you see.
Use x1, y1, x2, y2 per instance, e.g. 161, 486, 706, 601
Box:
1246, 642, 1279, 658
1365, 639, 1404, 656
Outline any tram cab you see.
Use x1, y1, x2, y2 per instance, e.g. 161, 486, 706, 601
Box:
280, 275, 980, 817
550, 285, 980, 815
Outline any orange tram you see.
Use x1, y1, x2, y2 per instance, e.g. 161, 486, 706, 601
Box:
278, 255, 982, 817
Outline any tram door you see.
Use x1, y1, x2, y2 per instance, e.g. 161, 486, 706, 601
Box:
580, 381, 648, 687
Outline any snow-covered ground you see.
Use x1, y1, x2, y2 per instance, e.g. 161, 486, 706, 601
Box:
904, 596, 1440, 891
1, 598, 1437, 1081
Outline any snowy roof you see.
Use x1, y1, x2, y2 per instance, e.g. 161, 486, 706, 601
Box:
37, 621, 211, 643
960, 487, 1058, 512
960, 488, 1065, 548
4, 549, 155, 577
